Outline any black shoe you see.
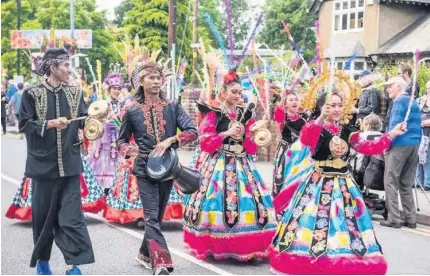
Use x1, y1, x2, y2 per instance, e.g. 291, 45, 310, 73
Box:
423, 186, 430, 192
153, 267, 169, 275
380, 220, 401, 228
402, 222, 417, 229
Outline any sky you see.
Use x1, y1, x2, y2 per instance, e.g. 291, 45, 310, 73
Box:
95, 0, 265, 21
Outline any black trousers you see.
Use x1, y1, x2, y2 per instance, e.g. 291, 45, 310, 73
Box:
1, 117, 6, 133
137, 177, 174, 272
30, 175, 95, 267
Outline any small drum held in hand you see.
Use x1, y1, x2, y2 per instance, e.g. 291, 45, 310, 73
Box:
146, 148, 201, 194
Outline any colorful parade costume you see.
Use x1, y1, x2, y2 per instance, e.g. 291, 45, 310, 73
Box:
273, 140, 314, 215
87, 73, 125, 190
270, 121, 390, 275
6, 154, 106, 221
183, 101, 277, 261
272, 104, 308, 198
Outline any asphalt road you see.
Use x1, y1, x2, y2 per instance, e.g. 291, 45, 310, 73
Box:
2, 135, 430, 275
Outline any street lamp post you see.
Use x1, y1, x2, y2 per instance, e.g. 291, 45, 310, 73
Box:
17, 0, 21, 75
70, 0, 75, 68
168, 0, 177, 73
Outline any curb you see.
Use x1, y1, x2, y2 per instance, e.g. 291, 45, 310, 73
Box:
402, 211, 430, 227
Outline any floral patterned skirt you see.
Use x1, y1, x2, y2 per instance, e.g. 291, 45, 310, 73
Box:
5, 155, 106, 221
272, 141, 313, 199
104, 157, 184, 224
273, 141, 314, 215
270, 169, 387, 275
183, 151, 277, 261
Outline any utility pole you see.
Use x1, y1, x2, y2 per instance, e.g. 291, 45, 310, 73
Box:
168, 0, 177, 73
17, 0, 21, 75
70, 0, 75, 67
191, 0, 198, 83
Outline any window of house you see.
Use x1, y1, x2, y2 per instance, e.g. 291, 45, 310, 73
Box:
333, 0, 365, 32
337, 62, 344, 70
354, 61, 364, 71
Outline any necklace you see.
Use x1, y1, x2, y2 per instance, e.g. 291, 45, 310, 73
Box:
221, 104, 237, 120
221, 104, 244, 141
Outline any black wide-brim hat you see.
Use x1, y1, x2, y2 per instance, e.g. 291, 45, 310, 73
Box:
35, 48, 70, 76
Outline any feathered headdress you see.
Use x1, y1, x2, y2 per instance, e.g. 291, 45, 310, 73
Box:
117, 35, 168, 90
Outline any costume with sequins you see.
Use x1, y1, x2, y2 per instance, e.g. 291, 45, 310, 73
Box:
270, 121, 390, 275
183, 102, 277, 261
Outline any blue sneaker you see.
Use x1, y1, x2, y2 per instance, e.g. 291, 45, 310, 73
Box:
36, 260, 52, 275
66, 266, 82, 275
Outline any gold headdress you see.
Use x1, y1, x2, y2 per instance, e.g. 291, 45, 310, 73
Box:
117, 35, 168, 90
302, 70, 361, 125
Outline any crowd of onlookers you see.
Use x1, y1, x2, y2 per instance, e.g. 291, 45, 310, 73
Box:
1, 79, 26, 137
352, 63, 429, 229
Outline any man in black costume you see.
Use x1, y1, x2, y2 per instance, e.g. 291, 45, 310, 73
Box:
118, 61, 198, 275
19, 48, 94, 275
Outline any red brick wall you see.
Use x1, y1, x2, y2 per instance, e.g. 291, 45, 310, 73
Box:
181, 88, 279, 161
181, 88, 200, 151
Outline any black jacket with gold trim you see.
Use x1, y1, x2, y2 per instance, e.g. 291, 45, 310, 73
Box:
19, 80, 87, 179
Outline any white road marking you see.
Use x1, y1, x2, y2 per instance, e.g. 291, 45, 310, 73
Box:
1, 174, 233, 275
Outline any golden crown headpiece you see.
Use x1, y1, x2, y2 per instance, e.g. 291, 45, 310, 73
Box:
303, 70, 362, 125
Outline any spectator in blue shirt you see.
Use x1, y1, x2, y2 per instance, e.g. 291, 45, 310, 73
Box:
12, 83, 24, 121
382, 76, 421, 229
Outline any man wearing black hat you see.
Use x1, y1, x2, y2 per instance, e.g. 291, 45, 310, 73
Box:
19, 48, 94, 275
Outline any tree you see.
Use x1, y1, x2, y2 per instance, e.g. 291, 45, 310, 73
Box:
113, 0, 133, 27
1, 0, 119, 80
123, 0, 193, 68
1, 0, 40, 79
35, 0, 119, 79
199, 0, 251, 50
259, 0, 316, 61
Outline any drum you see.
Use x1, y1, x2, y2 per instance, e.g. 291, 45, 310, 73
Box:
146, 148, 201, 194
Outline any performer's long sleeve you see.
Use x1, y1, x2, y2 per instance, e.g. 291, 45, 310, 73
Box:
300, 121, 323, 153
174, 102, 198, 147
273, 104, 286, 130
349, 132, 392, 155
19, 90, 48, 137
199, 111, 224, 154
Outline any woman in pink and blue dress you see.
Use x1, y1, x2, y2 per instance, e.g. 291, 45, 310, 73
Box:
270, 92, 407, 274
183, 70, 277, 261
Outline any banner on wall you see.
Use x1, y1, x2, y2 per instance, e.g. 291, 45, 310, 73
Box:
11, 29, 92, 49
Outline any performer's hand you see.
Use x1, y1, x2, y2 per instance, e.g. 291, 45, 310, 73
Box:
225, 126, 241, 137
94, 151, 100, 159
78, 130, 84, 141
126, 145, 138, 157
153, 138, 175, 156
317, 104, 330, 123
389, 122, 407, 137
47, 118, 70, 130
